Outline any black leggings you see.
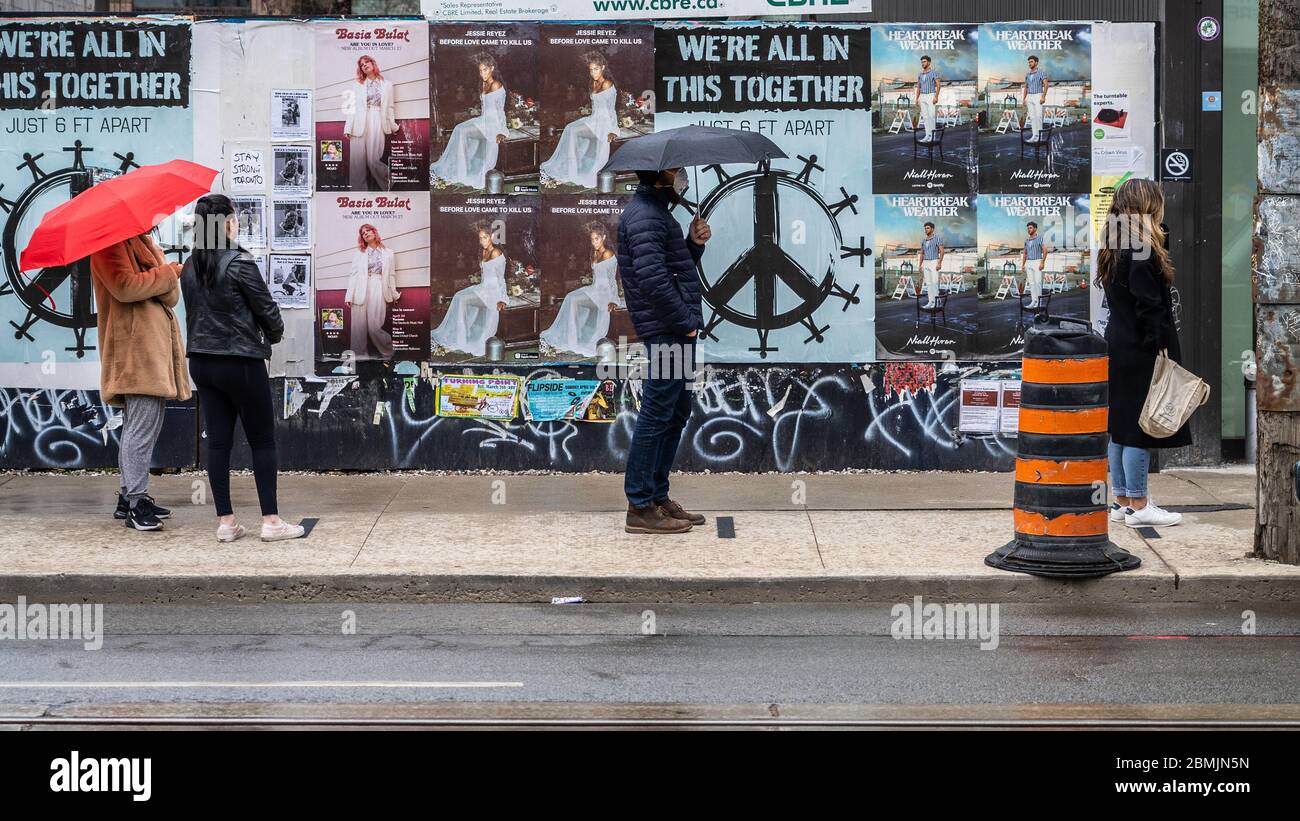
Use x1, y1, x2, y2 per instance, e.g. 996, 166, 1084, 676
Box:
189, 354, 278, 517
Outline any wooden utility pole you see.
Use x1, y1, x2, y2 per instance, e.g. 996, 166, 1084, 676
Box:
1255, 0, 1300, 563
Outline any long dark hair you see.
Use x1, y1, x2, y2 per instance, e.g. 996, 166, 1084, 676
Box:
583, 50, 614, 90
472, 52, 504, 93
1095, 178, 1173, 288
192, 194, 239, 288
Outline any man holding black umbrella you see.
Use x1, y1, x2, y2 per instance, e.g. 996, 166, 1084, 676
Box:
618, 167, 711, 534
602, 125, 784, 534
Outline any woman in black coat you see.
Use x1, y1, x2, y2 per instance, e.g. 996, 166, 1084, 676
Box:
1097, 178, 1191, 528
182, 194, 305, 544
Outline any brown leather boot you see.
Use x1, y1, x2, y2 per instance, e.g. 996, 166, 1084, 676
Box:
626, 502, 692, 534
658, 497, 706, 526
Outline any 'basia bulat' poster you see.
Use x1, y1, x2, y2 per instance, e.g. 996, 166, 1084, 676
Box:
871, 24, 978, 194
314, 191, 431, 369
0, 19, 192, 389
654, 22, 874, 363
315, 21, 430, 192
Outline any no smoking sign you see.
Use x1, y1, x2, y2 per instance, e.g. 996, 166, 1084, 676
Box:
1161, 148, 1193, 182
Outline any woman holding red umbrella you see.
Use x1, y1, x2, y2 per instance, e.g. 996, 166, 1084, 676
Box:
19, 159, 220, 532
90, 232, 188, 532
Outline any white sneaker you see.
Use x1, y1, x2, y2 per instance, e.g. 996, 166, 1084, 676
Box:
1109, 503, 1132, 523
1125, 502, 1183, 528
261, 520, 306, 542
216, 523, 246, 543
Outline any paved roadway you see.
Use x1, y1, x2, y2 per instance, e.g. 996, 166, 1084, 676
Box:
2, 603, 1297, 727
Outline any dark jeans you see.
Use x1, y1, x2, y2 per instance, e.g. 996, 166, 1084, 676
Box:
624, 334, 696, 507
190, 353, 278, 517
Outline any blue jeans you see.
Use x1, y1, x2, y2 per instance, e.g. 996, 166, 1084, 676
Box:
1108, 442, 1150, 498
624, 334, 695, 507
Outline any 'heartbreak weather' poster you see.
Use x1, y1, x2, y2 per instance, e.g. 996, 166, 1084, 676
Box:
874, 194, 978, 359
977, 193, 1091, 357
314, 22, 430, 192
654, 22, 874, 363
871, 24, 978, 194
314, 192, 431, 368
977, 23, 1091, 194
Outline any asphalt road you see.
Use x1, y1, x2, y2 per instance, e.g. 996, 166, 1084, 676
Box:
2, 603, 1298, 725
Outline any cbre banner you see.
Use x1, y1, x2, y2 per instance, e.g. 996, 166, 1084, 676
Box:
421, 0, 870, 22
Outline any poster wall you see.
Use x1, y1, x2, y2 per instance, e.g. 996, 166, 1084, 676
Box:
537, 194, 630, 362
428, 195, 539, 363
874, 194, 978, 359
977, 22, 1091, 194
0, 19, 192, 388
538, 23, 655, 194
871, 24, 978, 194
314, 191, 431, 366
0, 17, 1157, 396
314, 22, 430, 192
429, 23, 540, 196
655, 22, 875, 363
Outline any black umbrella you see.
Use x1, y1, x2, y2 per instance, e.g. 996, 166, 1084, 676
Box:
600, 125, 786, 173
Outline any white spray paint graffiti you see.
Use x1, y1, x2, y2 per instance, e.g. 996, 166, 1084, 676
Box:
0, 388, 115, 468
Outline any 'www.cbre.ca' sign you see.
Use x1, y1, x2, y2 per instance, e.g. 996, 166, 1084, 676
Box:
421, 0, 870, 20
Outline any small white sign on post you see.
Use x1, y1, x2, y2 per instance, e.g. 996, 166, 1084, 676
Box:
227, 148, 266, 192
958, 378, 1002, 434
999, 381, 1022, 435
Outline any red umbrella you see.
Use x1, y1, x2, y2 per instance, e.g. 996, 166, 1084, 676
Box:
18, 159, 217, 272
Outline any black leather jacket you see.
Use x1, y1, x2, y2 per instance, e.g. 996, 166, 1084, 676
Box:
180, 249, 284, 359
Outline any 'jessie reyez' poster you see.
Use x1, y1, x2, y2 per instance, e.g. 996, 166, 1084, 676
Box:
536, 194, 631, 363
429, 23, 540, 196
427, 195, 540, 364
538, 24, 655, 194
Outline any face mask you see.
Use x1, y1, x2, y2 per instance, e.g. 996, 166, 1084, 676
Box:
672, 171, 689, 197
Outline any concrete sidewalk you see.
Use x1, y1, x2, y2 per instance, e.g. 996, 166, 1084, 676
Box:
1, 466, 1293, 603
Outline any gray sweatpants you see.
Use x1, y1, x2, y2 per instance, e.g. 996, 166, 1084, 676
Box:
118, 395, 166, 507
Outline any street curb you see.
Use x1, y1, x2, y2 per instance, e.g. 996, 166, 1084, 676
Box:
0, 573, 1296, 604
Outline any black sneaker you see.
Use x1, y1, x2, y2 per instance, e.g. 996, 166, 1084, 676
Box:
125, 502, 164, 531
116, 493, 170, 520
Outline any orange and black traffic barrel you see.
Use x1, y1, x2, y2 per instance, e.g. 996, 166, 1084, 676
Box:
985, 315, 1140, 578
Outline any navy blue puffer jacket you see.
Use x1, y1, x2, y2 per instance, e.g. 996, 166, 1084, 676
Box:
616, 185, 704, 338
